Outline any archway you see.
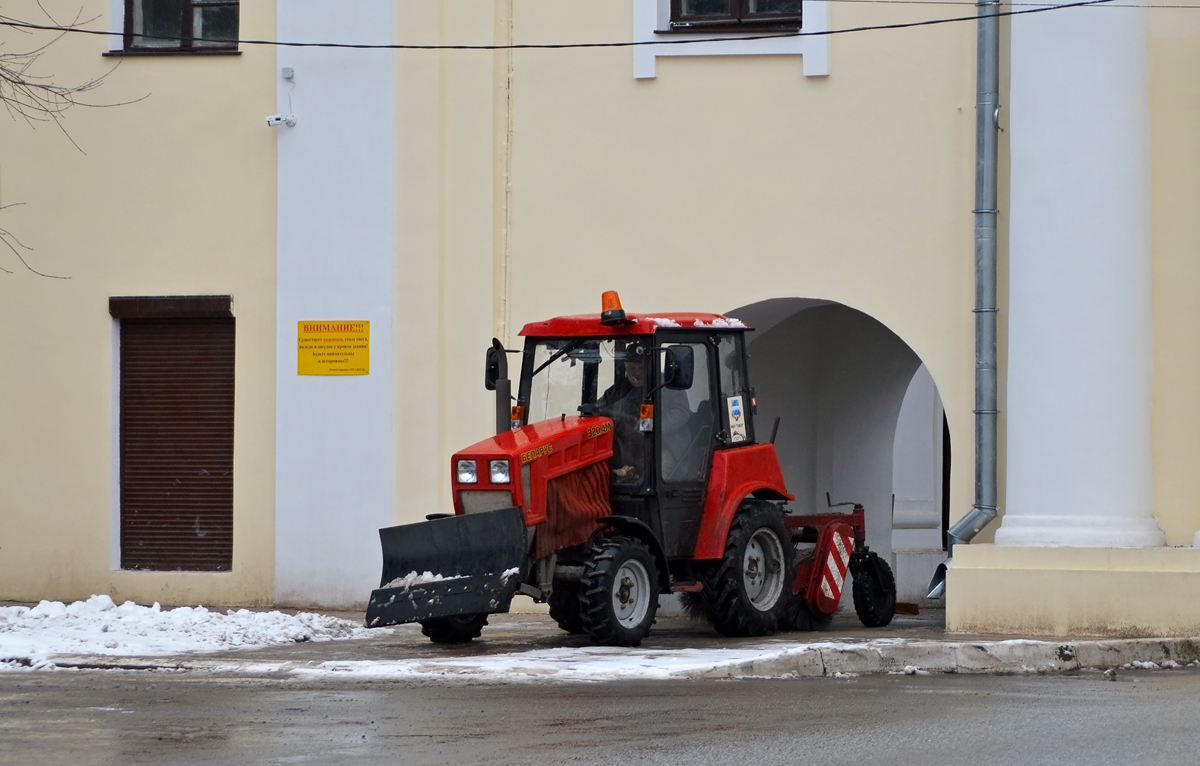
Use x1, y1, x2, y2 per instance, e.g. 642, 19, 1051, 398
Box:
728, 298, 949, 606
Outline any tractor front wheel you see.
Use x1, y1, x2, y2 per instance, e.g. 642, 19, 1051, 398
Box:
851, 552, 897, 628
420, 613, 489, 644
697, 501, 792, 637
579, 536, 658, 647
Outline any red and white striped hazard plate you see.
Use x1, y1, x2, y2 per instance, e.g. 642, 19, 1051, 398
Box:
810, 522, 855, 616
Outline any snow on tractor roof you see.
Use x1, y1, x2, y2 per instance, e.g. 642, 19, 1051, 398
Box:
520, 313, 748, 338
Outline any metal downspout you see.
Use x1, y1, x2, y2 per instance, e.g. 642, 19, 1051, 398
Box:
928, 0, 1001, 598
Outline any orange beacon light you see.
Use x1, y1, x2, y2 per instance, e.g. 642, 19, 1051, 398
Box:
600, 291, 628, 326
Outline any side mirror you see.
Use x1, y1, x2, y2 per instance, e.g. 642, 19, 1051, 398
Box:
663, 345, 695, 390
484, 347, 500, 391
484, 340, 507, 391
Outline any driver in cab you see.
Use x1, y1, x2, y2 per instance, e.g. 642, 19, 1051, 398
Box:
597, 343, 690, 484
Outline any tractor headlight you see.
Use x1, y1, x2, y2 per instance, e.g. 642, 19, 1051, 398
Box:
456, 459, 478, 484
489, 459, 511, 484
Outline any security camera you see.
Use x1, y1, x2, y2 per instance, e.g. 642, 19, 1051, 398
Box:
266, 114, 297, 128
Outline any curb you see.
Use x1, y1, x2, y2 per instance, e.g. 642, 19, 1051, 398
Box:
20, 636, 1200, 681
690, 637, 1200, 679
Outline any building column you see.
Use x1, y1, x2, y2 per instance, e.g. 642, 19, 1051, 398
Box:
274, 1, 398, 606
998, 1, 1164, 547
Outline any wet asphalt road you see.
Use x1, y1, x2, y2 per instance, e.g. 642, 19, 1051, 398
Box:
3, 669, 1200, 766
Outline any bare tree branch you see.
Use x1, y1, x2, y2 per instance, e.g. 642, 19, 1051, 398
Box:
0, 9, 143, 147
0, 174, 67, 278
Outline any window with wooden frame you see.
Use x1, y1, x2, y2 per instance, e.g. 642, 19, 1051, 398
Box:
124, 0, 239, 51
669, 0, 802, 31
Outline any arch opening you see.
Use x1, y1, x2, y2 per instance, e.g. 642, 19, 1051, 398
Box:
728, 298, 950, 606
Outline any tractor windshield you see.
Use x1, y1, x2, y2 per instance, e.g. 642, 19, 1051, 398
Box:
526, 338, 648, 486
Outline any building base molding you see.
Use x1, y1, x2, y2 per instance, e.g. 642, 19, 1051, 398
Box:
947, 544, 1200, 636
993, 514, 1166, 548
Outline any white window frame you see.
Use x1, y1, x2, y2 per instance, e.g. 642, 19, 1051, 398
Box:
633, 0, 829, 79
108, 0, 124, 51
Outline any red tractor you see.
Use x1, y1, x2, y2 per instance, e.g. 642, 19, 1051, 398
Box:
366, 293, 897, 645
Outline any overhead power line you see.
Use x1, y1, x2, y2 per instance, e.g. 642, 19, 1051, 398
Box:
828, 0, 1197, 6
0, 0, 1188, 52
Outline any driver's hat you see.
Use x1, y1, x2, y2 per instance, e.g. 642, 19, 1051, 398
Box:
613, 340, 646, 362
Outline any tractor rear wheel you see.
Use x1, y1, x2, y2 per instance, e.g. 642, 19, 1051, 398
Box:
696, 501, 792, 637
579, 536, 658, 647
548, 582, 586, 635
420, 613, 489, 644
851, 552, 897, 628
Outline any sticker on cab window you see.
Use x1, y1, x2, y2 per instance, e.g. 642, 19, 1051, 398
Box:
727, 395, 747, 443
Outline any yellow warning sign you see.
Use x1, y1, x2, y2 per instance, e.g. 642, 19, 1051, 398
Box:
298, 321, 370, 376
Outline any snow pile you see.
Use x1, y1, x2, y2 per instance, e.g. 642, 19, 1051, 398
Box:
382, 571, 465, 590
0, 595, 372, 665
382, 568, 520, 590
642, 316, 747, 330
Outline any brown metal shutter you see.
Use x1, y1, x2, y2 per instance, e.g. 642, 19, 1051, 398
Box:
119, 316, 235, 571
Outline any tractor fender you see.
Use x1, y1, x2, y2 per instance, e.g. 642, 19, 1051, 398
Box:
692, 443, 793, 561
593, 515, 672, 594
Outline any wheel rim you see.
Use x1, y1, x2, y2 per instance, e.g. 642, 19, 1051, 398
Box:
611, 558, 652, 628
743, 528, 785, 610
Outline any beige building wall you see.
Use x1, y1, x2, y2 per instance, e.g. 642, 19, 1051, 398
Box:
2, 0, 981, 607
0, 1, 277, 605
8, 0, 1197, 618
1149, 7, 1200, 546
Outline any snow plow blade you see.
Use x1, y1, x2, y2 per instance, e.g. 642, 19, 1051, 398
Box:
365, 506, 527, 628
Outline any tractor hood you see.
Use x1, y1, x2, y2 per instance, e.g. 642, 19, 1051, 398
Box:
450, 415, 615, 524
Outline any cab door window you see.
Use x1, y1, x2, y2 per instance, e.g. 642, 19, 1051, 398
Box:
659, 342, 714, 482
715, 333, 753, 444
596, 340, 650, 486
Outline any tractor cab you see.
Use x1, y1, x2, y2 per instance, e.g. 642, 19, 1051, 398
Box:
512, 317, 754, 562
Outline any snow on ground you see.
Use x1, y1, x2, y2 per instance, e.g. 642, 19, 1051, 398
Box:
290, 644, 817, 682
0, 595, 372, 667
159, 641, 835, 682
240, 638, 1200, 683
